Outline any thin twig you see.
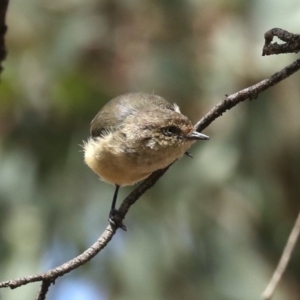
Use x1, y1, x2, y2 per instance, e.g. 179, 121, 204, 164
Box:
0, 226, 115, 288
263, 28, 300, 56
36, 280, 53, 300
262, 212, 300, 300
195, 58, 300, 132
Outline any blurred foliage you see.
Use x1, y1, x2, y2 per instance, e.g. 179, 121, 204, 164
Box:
1, 0, 300, 299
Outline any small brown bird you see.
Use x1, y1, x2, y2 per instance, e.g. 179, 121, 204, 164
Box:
83, 92, 209, 229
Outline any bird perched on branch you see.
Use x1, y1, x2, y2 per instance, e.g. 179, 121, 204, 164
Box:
83, 92, 209, 230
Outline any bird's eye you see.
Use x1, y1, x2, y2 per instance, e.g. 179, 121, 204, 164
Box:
162, 126, 181, 136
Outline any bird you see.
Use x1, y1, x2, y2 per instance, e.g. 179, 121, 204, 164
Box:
83, 92, 209, 230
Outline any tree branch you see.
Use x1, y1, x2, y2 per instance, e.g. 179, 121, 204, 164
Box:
36, 280, 52, 300
195, 57, 300, 132
1, 28, 300, 299
0, 226, 115, 289
0, 0, 8, 75
263, 28, 300, 56
262, 211, 300, 300
0, 167, 169, 292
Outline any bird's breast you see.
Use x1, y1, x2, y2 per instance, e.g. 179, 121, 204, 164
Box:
83, 134, 193, 186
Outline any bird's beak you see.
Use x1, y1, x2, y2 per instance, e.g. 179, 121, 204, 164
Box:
188, 131, 209, 140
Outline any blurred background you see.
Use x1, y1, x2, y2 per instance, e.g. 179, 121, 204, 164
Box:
1, 0, 300, 299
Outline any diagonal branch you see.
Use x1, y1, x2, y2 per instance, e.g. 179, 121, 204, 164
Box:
1, 28, 300, 299
195, 57, 300, 132
1, 56, 300, 294
0, 226, 116, 289
0, 167, 169, 292
262, 211, 300, 300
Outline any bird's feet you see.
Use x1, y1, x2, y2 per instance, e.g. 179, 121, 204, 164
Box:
185, 151, 193, 158
109, 209, 127, 231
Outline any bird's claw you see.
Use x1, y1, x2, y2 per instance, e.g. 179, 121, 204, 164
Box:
185, 151, 193, 158
109, 209, 127, 231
